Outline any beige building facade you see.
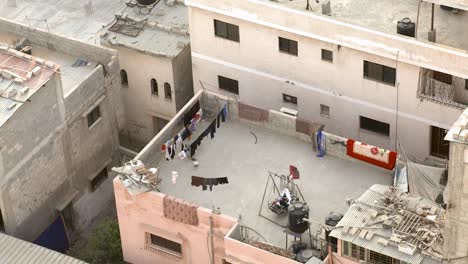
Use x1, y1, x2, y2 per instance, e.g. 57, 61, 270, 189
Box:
187, 0, 468, 161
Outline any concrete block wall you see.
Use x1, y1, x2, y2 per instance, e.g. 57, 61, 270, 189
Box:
0, 77, 62, 174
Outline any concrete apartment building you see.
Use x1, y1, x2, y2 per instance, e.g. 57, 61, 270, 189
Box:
0, 0, 194, 150
186, 0, 468, 161
0, 18, 122, 245
101, 0, 194, 149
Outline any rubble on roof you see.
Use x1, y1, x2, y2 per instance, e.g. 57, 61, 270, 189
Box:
331, 184, 445, 263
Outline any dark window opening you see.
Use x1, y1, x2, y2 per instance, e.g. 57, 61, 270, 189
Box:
320, 104, 330, 117
465, 79, 468, 90
431, 126, 449, 159
363, 61, 396, 86
321, 49, 333, 62
151, 79, 158, 95
360, 116, 390, 136
150, 234, 182, 255
433, 71, 452, 85
90, 168, 108, 192
214, 20, 239, 42
278, 37, 298, 56
0, 209, 4, 232
120, 69, 128, 86
283, 93, 297, 104
218, 75, 239, 95
87, 106, 101, 127
164, 83, 172, 99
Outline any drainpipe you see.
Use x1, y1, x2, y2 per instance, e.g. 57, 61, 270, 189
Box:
209, 216, 215, 264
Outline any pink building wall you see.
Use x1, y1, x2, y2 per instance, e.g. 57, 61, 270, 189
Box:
114, 178, 303, 264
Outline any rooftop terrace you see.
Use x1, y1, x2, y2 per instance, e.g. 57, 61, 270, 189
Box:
101, 0, 189, 57
140, 104, 393, 249
266, 0, 468, 51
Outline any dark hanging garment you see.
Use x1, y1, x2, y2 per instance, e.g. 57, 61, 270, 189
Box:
181, 127, 190, 141
221, 109, 226, 122
190, 142, 197, 157
217, 112, 221, 128
191, 176, 204, 187
184, 101, 200, 126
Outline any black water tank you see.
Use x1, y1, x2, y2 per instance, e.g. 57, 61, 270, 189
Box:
397, 18, 416, 37
136, 0, 157, 5
288, 202, 309, 233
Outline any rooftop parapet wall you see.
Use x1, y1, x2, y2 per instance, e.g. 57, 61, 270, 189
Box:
187, 0, 468, 79
0, 18, 118, 69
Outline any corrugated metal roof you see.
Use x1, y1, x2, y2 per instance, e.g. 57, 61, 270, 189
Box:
330, 184, 442, 264
0, 233, 87, 264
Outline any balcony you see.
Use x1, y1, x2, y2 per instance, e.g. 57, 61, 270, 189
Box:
417, 69, 468, 109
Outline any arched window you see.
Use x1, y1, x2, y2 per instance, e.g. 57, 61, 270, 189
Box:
164, 82, 172, 99
151, 79, 158, 95
120, 69, 128, 86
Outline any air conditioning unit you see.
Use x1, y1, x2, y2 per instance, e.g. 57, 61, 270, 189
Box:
280, 107, 298, 117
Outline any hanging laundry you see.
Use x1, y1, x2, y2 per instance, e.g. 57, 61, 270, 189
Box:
190, 142, 197, 157
217, 112, 221, 128
165, 143, 171, 161
178, 150, 187, 160
161, 144, 166, 152
181, 127, 191, 141
209, 120, 216, 139
172, 171, 179, 184
222, 105, 227, 122
191, 176, 229, 191
190, 119, 197, 132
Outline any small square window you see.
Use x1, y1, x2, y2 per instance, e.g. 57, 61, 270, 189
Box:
283, 93, 297, 104
320, 104, 330, 117
87, 106, 101, 127
278, 37, 298, 56
214, 20, 239, 42
321, 49, 333, 62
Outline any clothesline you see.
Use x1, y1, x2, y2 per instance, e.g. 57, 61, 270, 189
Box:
161, 104, 228, 161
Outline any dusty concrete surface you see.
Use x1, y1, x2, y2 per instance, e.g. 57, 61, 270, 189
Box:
148, 119, 393, 248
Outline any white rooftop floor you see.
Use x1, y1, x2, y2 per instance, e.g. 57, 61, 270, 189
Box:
150, 119, 393, 248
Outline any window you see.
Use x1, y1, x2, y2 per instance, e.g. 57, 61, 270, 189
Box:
360, 116, 390, 136
120, 69, 128, 86
430, 126, 449, 159
218, 75, 239, 95
321, 49, 333, 62
0, 209, 4, 232
369, 250, 392, 264
164, 82, 172, 99
278, 37, 298, 56
149, 234, 182, 256
87, 106, 101, 127
320, 104, 330, 117
363, 61, 396, 86
283, 93, 297, 104
433, 71, 452, 85
90, 168, 108, 192
342, 241, 365, 261
214, 20, 239, 42
151, 79, 158, 95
